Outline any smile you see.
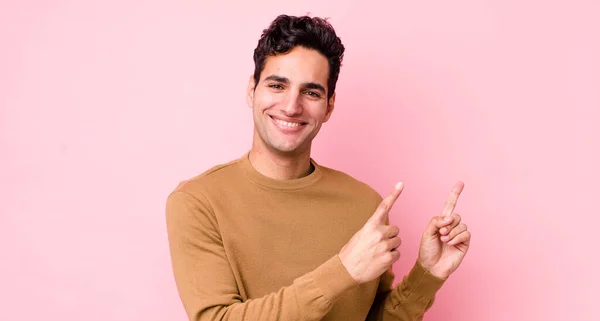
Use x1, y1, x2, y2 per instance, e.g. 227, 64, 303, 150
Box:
270, 116, 306, 130
275, 118, 302, 127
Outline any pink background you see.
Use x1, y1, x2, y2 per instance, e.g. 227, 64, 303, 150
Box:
1, 1, 599, 320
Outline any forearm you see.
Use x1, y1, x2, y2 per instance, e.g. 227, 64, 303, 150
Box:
366, 261, 445, 321
176, 255, 357, 321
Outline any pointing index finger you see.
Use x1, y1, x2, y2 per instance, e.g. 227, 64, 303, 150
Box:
369, 182, 404, 225
441, 181, 464, 217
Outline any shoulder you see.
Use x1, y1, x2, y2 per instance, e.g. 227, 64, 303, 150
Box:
169, 156, 244, 199
318, 164, 383, 204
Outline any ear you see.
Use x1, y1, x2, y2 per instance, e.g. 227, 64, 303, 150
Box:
246, 75, 256, 108
322, 92, 336, 123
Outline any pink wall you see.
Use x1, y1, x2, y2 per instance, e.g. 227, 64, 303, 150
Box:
1, 1, 598, 320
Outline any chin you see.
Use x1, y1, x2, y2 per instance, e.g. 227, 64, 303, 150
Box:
270, 145, 301, 154
268, 141, 308, 155
256, 129, 313, 155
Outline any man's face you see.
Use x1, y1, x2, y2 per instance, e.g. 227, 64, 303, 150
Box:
247, 46, 335, 155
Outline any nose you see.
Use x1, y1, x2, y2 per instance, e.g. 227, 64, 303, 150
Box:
281, 91, 303, 116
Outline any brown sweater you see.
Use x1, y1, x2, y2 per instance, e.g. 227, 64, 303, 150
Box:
166, 152, 445, 321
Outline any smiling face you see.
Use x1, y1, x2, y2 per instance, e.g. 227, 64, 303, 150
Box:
247, 46, 336, 156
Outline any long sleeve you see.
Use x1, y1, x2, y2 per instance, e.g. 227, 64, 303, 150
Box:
165, 191, 359, 321
365, 262, 446, 321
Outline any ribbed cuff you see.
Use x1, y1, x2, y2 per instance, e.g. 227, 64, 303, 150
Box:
309, 255, 358, 304
403, 260, 446, 298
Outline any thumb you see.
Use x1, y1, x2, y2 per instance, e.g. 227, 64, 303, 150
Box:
368, 182, 404, 225
423, 216, 452, 237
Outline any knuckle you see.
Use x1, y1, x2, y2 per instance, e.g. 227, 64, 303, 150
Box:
390, 250, 401, 262
384, 252, 394, 263
381, 201, 390, 213
447, 229, 456, 238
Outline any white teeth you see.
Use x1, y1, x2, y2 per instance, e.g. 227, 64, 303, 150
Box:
275, 118, 301, 128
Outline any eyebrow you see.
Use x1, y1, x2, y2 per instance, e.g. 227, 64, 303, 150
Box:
263, 74, 327, 94
303, 82, 326, 94
264, 75, 289, 84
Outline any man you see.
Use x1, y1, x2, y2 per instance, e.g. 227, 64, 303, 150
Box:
166, 14, 471, 321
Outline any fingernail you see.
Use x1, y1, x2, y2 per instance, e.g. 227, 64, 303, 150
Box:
395, 182, 404, 190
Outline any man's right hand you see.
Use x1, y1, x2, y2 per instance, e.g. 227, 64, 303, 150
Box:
338, 182, 404, 284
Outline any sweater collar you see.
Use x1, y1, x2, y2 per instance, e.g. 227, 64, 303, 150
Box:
239, 151, 323, 190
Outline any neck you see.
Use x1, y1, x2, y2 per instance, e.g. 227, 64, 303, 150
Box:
248, 141, 313, 181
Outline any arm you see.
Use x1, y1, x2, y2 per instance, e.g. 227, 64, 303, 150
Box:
165, 191, 358, 321
365, 262, 445, 321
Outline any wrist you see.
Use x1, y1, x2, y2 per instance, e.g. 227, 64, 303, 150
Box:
417, 259, 449, 280
338, 253, 360, 284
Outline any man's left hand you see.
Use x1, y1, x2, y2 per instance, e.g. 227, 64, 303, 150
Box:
418, 181, 471, 280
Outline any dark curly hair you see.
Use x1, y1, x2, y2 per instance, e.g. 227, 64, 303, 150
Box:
253, 15, 345, 100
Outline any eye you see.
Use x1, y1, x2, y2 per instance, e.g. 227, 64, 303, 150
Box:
304, 91, 321, 98
269, 84, 284, 90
